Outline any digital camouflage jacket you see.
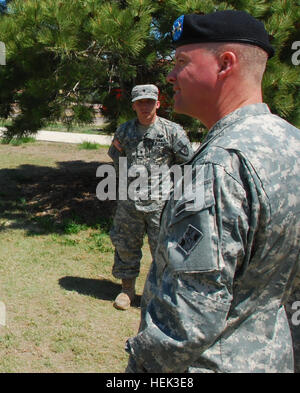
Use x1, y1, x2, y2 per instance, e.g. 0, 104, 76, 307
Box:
126, 104, 300, 373
108, 116, 194, 212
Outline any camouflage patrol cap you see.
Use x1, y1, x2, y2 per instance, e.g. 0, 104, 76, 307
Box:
131, 84, 159, 102
172, 10, 275, 58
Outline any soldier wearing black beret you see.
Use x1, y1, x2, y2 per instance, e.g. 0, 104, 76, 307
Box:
172, 10, 274, 58
126, 10, 300, 373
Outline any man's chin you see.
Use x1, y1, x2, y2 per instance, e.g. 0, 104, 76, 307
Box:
138, 115, 156, 125
173, 103, 188, 116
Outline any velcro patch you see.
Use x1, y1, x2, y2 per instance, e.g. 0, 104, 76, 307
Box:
177, 224, 203, 255
176, 140, 189, 156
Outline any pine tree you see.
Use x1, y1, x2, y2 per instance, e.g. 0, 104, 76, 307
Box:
0, 0, 298, 141
151, 0, 300, 135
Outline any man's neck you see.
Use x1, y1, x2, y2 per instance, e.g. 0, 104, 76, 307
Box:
137, 114, 157, 126
203, 85, 263, 129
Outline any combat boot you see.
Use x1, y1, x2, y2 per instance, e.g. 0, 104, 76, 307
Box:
113, 278, 136, 310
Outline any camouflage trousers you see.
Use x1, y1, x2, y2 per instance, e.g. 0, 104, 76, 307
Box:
286, 271, 300, 373
110, 200, 162, 279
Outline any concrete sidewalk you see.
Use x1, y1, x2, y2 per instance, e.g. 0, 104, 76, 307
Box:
35, 130, 113, 145
0, 127, 113, 145
0, 127, 200, 149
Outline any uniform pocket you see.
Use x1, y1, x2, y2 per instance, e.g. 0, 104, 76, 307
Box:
170, 175, 215, 226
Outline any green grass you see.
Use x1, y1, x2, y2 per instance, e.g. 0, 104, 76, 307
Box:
0, 141, 151, 373
78, 141, 101, 150
1, 136, 36, 146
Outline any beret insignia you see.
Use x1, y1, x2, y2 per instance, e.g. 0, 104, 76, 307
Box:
172, 15, 184, 42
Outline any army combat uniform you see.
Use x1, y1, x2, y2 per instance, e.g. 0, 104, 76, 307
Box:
286, 270, 300, 372
126, 103, 300, 373
108, 116, 194, 280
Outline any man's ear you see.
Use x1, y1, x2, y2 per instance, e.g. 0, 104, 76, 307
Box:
218, 51, 236, 79
156, 100, 161, 110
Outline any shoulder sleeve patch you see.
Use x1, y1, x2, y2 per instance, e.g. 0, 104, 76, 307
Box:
112, 138, 123, 152
177, 224, 203, 255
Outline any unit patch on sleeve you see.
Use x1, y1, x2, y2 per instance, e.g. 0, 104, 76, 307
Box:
177, 224, 203, 255
112, 138, 123, 152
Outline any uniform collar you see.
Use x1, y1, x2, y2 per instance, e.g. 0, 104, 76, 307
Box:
204, 103, 271, 145
135, 116, 161, 140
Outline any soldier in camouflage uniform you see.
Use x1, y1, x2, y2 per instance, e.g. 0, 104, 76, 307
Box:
126, 11, 300, 372
108, 84, 194, 310
286, 270, 300, 373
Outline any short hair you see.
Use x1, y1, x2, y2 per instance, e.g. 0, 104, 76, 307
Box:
206, 42, 268, 84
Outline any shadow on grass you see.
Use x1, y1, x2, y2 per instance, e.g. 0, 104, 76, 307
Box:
0, 160, 116, 235
59, 276, 141, 308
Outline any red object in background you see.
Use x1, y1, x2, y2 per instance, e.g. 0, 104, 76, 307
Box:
112, 88, 123, 100
159, 93, 171, 109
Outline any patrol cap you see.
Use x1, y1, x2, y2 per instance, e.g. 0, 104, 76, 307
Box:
131, 84, 159, 102
172, 10, 275, 58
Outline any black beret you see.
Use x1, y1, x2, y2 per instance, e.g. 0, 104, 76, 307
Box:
172, 10, 275, 58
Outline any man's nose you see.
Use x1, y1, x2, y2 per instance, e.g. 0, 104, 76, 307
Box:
166, 69, 176, 84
